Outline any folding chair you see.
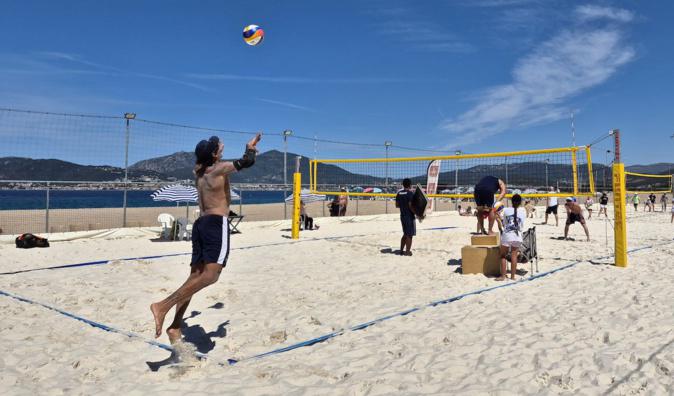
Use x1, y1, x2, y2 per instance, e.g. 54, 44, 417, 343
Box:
505, 226, 539, 276
228, 215, 244, 234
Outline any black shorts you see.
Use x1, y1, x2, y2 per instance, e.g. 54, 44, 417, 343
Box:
473, 187, 495, 207
566, 213, 585, 225
545, 205, 558, 215
191, 215, 230, 266
401, 216, 416, 237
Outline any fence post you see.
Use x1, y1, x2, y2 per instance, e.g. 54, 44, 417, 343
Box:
123, 113, 136, 227
45, 182, 50, 233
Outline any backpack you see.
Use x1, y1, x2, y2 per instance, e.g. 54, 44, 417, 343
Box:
15, 233, 50, 249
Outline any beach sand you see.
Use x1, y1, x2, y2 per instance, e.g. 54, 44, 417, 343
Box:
0, 207, 672, 394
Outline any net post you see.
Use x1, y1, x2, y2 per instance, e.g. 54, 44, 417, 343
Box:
45, 182, 50, 233
291, 156, 302, 239
309, 160, 314, 192
586, 146, 595, 195
571, 149, 579, 196
612, 129, 628, 267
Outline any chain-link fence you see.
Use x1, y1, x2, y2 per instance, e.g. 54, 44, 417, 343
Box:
0, 107, 458, 235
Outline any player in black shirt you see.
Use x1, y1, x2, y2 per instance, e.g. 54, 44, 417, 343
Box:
395, 178, 418, 256
473, 175, 506, 234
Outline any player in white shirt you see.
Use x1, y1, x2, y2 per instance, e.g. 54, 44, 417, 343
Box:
497, 194, 526, 281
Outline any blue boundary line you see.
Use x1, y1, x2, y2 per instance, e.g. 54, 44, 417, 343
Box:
0, 227, 456, 276
0, 239, 671, 366
0, 289, 175, 353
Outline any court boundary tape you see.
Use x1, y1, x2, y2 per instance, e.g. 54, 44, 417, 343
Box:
1, 238, 671, 367
0, 227, 456, 276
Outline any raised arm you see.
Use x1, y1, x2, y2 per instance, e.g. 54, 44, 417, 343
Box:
212, 133, 262, 176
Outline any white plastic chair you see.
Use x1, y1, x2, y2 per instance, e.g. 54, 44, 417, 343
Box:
157, 213, 175, 239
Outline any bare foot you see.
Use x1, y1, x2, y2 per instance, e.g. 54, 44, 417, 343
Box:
495, 276, 506, 281
150, 303, 166, 338
166, 327, 183, 344
403, 251, 413, 256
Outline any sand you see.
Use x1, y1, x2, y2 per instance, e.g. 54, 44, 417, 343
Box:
0, 206, 673, 394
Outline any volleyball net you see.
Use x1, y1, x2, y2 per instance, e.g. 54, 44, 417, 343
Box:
625, 172, 673, 194
309, 146, 595, 198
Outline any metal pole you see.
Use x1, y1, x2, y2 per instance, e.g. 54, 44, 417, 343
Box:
284, 135, 287, 220
384, 140, 393, 216
283, 130, 293, 220
45, 182, 50, 233
505, 156, 509, 184
454, 150, 461, 189
571, 110, 576, 147
123, 113, 136, 227
239, 189, 243, 215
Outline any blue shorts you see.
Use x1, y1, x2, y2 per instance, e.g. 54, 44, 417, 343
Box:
401, 216, 416, 237
191, 215, 230, 266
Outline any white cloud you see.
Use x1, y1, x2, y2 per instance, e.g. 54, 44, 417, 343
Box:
440, 13, 635, 148
575, 5, 634, 23
256, 98, 315, 112
185, 73, 408, 84
18, 52, 214, 92
467, 0, 540, 7
370, 6, 474, 53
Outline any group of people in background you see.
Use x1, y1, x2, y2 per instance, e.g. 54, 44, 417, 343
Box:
631, 193, 669, 213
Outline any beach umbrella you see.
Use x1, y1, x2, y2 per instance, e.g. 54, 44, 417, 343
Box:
351, 186, 364, 193
284, 189, 326, 204
230, 189, 241, 201
151, 184, 198, 222
151, 184, 198, 202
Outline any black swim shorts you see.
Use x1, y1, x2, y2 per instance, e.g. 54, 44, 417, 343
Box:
545, 205, 558, 215
401, 216, 416, 237
566, 212, 585, 225
191, 215, 230, 266
473, 187, 495, 207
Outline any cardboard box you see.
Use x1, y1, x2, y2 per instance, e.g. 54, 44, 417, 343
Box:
461, 245, 501, 276
471, 234, 500, 246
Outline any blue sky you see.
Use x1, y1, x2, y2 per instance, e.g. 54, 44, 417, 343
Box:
1, 0, 673, 166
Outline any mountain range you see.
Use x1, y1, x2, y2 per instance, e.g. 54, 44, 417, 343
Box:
0, 151, 671, 190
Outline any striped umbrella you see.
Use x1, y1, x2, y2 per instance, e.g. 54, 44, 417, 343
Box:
151, 184, 198, 203
152, 184, 198, 223
284, 189, 326, 204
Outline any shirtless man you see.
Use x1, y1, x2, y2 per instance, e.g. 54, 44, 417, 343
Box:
150, 133, 261, 342
563, 197, 590, 242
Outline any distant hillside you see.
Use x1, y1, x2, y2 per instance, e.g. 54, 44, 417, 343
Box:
0, 157, 163, 181
129, 151, 195, 180
1, 153, 671, 190
625, 163, 674, 175
0, 150, 375, 184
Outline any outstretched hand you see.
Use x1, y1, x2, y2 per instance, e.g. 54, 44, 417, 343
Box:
247, 133, 262, 151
